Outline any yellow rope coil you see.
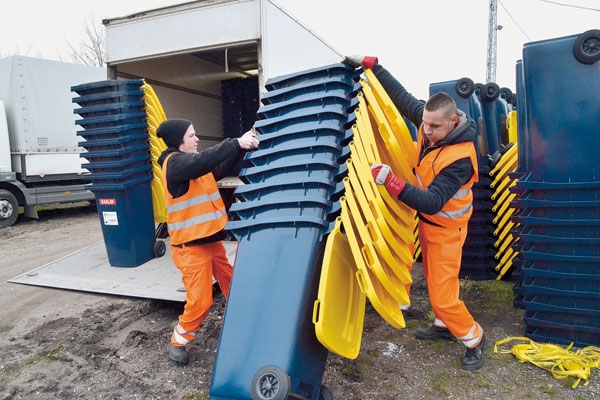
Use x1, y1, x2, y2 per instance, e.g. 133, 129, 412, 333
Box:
494, 337, 600, 388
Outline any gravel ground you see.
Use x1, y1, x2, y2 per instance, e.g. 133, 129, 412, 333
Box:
1, 203, 598, 399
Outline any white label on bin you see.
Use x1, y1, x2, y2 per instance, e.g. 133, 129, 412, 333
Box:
103, 211, 119, 226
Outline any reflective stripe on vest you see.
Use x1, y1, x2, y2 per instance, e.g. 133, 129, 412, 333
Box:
414, 129, 478, 229
161, 153, 228, 245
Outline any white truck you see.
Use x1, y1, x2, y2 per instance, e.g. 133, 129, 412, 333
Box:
0, 56, 107, 227
102, 0, 344, 151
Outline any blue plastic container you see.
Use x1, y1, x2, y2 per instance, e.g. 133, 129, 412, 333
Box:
253, 105, 350, 135
239, 158, 339, 185
245, 139, 341, 167
257, 92, 356, 120
519, 258, 600, 280
76, 122, 148, 141
234, 177, 337, 202
521, 276, 600, 298
265, 63, 359, 91
75, 111, 147, 130
521, 33, 600, 182
228, 195, 332, 220
88, 175, 155, 267
256, 123, 346, 150
210, 217, 329, 400
525, 325, 599, 348
261, 76, 360, 105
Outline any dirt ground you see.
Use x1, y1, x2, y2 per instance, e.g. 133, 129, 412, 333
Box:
1, 203, 598, 400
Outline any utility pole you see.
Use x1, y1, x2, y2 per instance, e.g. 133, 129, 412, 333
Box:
486, 0, 499, 83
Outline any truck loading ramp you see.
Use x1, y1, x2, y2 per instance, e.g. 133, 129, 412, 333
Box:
8, 241, 237, 302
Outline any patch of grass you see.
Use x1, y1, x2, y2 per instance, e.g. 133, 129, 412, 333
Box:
462, 278, 516, 317
431, 370, 460, 394
537, 383, 558, 395
1, 345, 65, 381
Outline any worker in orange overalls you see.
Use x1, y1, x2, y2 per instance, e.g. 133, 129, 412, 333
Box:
345, 56, 486, 370
157, 119, 259, 365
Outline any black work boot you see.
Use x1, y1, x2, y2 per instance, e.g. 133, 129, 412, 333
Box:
168, 343, 189, 365
461, 335, 486, 371
415, 325, 454, 340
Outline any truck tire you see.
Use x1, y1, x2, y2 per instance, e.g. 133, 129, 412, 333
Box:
0, 189, 19, 227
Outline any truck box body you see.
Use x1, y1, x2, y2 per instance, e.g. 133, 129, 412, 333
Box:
103, 0, 343, 149
0, 56, 106, 179
0, 56, 107, 226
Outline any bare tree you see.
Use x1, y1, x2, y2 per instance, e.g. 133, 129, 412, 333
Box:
66, 14, 105, 67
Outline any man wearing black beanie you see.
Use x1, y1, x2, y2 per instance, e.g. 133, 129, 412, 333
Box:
157, 119, 259, 364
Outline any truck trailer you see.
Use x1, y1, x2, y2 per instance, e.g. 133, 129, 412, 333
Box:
102, 0, 344, 150
0, 56, 107, 227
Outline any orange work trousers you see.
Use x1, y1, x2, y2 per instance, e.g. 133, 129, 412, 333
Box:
418, 220, 483, 348
170, 241, 233, 347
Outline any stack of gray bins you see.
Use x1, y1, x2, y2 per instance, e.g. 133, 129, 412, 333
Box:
209, 63, 360, 400
509, 30, 600, 348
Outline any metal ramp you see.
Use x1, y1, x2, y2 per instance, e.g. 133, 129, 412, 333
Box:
8, 241, 238, 302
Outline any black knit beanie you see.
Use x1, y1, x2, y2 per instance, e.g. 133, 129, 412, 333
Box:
156, 118, 192, 148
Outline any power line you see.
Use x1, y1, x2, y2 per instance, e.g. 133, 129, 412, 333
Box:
499, 0, 531, 41
537, 0, 600, 12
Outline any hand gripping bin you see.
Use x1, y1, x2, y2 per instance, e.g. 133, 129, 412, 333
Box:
209, 217, 330, 400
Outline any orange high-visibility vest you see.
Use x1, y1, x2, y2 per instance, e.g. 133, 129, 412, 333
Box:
161, 153, 228, 245
415, 132, 478, 229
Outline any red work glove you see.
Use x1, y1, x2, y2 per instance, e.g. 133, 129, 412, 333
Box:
371, 163, 406, 197
343, 55, 379, 69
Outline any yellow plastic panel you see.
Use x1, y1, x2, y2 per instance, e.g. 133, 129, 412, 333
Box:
363, 69, 417, 168
348, 141, 416, 230
340, 198, 406, 329
342, 178, 410, 304
507, 110, 518, 143
313, 217, 366, 359
360, 81, 416, 185
346, 158, 415, 268
142, 81, 168, 223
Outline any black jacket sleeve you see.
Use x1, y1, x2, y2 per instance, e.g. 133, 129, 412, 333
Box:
372, 64, 424, 128
397, 157, 474, 215
163, 138, 243, 198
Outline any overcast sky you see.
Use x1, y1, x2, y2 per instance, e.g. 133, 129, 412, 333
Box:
1, 0, 598, 99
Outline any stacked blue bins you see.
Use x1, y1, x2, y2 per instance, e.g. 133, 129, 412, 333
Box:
209, 63, 360, 400
509, 31, 600, 347
430, 79, 497, 280
72, 79, 156, 267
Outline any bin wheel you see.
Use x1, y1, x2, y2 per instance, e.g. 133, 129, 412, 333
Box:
500, 87, 514, 104
0, 189, 19, 228
454, 77, 475, 98
319, 384, 334, 400
479, 82, 500, 102
251, 365, 290, 400
153, 240, 166, 258
574, 29, 600, 64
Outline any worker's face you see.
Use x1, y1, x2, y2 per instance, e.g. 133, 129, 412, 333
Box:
179, 124, 199, 154
421, 109, 459, 145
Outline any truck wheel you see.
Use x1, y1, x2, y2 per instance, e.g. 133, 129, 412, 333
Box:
573, 29, 600, 64
0, 189, 18, 227
251, 366, 290, 400
153, 240, 166, 258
